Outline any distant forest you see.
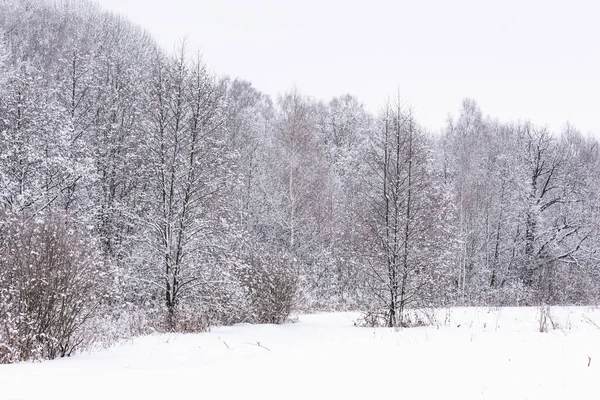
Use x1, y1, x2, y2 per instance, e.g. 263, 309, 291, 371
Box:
1, 0, 599, 362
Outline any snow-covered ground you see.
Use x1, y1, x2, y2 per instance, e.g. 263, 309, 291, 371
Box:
1, 307, 600, 399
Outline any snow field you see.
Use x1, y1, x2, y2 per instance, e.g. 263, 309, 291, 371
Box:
1, 307, 599, 399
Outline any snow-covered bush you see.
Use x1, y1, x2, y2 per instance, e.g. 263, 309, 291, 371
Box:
235, 244, 298, 324
353, 311, 388, 327
0, 216, 105, 363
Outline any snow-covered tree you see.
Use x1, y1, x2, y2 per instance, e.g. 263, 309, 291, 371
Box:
361, 98, 456, 326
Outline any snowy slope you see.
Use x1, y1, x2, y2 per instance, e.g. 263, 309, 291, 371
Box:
1, 307, 599, 399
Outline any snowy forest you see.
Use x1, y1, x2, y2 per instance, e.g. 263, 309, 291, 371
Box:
1, 0, 599, 363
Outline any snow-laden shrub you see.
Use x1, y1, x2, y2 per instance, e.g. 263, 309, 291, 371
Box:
295, 247, 368, 312
167, 303, 211, 333
401, 308, 439, 328
353, 311, 388, 327
200, 277, 246, 327
234, 244, 298, 324
0, 216, 105, 363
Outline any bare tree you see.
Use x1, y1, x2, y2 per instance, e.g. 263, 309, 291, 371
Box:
362, 97, 455, 326
138, 46, 227, 330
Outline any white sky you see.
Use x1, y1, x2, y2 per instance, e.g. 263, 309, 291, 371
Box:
97, 0, 599, 135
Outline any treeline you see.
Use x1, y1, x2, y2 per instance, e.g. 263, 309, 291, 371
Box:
1, 0, 599, 362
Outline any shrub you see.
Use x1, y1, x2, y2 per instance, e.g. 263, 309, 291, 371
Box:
235, 244, 298, 324
0, 216, 104, 363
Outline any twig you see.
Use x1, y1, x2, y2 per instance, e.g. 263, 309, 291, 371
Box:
582, 315, 600, 330
243, 341, 271, 352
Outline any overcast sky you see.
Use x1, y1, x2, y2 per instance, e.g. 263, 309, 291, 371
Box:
97, 0, 599, 135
